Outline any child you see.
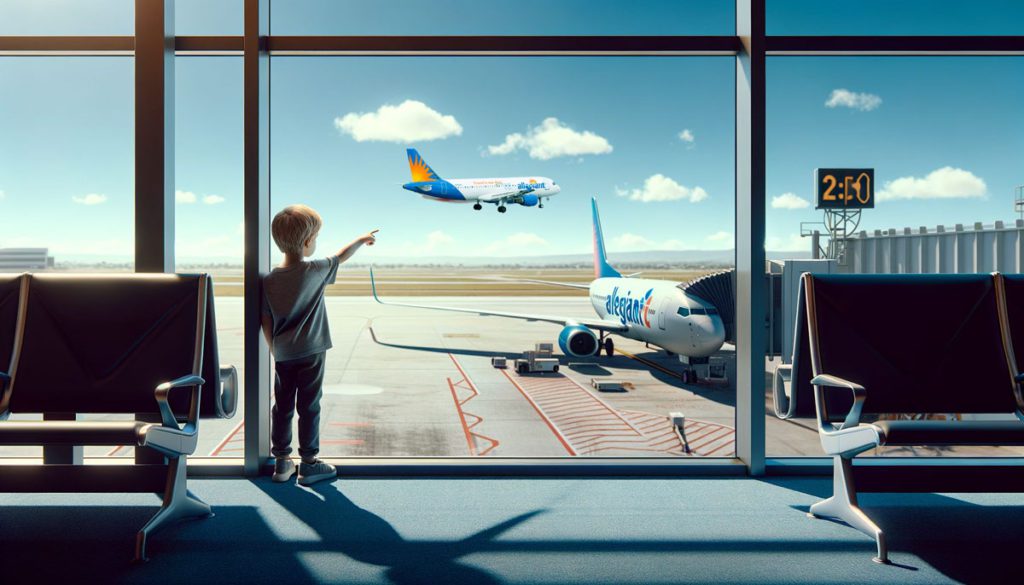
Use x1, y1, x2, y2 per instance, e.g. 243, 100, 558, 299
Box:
261, 204, 378, 485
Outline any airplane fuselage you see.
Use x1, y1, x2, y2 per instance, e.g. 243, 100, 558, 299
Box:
403, 176, 561, 205
588, 278, 726, 358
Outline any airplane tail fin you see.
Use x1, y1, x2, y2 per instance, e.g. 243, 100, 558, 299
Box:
592, 197, 621, 279
406, 148, 442, 182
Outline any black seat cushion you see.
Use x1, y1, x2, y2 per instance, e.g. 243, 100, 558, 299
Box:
875, 420, 1024, 446
0, 420, 149, 445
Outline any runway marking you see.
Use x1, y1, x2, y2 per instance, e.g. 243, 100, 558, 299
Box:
209, 419, 246, 457
447, 353, 500, 457
499, 369, 578, 456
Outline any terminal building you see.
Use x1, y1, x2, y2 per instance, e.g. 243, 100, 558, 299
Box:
0, 248, 53, 272
0, 2, 1021, 584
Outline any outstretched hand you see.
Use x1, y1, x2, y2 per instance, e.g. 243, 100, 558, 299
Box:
360, 229, 379, 246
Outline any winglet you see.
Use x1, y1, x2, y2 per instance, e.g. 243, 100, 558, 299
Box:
369, 267, 384, 304
592, 197, 622, 279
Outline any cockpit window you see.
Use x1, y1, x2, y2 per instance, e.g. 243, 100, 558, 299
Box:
690, 307, 707, 315
676, 307, 690, 317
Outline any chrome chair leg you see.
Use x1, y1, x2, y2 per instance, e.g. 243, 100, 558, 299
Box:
134, 456, 213, 562
808, 456, 888, 564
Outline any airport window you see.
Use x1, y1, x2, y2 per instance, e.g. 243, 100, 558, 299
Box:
766, 0, 1024, 36
0, 0, 133, 35
174, 56, 245, 458
270, 0, 735, 36
269, 55, 737, 458
0, 56, 135, 458
764, 55, 1024, 458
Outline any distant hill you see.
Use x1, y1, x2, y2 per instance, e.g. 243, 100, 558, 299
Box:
55, 249, 810, 269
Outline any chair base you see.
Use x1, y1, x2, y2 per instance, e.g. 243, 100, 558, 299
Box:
134, 455, 213, 562
808, 456, 888, 564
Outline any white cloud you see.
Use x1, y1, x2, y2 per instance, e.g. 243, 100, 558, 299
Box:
771, 192, 810, 210
334, 100, 463, 143
767, 233, 810, 253
72, 193, 108, 205
678, 129, 695, 143
617, 174, 708, 203
0, 190, 5, 201
486, 117, 612, 160
706, 231, 732, 243
176, 190, 197, 204
825, 89, 882, 111
483, 232, 549, 255
877, 167, 987, 201
425, 230, 455, 250
203, 194, 225, 205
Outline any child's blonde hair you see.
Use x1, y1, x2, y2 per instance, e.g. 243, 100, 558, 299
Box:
272, 204, 322, 255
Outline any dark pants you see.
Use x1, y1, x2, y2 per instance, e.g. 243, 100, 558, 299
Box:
271, 352, 325, 460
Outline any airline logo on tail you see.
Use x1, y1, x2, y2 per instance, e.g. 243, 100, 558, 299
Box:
591, 198, 622, 280
407, 148, 441, 182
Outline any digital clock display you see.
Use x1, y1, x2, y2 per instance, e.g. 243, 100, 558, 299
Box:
815, 168, 874, 209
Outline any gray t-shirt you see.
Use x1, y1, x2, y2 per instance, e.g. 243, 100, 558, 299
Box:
262, 256, 340, 361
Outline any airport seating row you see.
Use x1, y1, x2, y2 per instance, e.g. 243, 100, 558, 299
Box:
773, 272, 1024, 563
0, 273, 237, 562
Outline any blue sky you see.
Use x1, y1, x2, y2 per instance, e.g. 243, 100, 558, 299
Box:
1, 2, 1023, 263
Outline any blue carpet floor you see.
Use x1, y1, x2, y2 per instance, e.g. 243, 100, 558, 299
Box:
0, 477, 1019, 584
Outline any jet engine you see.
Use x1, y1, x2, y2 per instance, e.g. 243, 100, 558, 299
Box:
519, 194, 539, 207
557, 324, 599, 357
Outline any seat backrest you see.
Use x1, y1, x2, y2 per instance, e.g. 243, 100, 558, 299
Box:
2, 274, 231, 418
1002, 274, 1024, 384
797, 273, 1017, 416
0, 274, 23, 377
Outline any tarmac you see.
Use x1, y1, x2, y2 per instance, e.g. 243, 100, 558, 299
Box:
4, 296, 1019, 459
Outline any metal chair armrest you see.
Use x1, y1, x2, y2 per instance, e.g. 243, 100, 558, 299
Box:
772, 364, 794, 419
154, 375, 205, 431
810, 374, 866, 431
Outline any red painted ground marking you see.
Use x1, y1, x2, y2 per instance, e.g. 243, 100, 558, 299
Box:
209, 419, 245, 457
499, 369, 577, 456
447, 353, 500, 457
106, 445, 127, 457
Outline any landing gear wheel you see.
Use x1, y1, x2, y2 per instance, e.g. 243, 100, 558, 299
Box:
552, 365, 559, 373
603, 338, 614, 357
518, 363, 528, 374
497, 206, 507, 213
681, 370, 692, 384
473, 203, 482, 210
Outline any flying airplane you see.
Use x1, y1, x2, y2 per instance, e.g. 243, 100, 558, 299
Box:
402, 148, 561, 213
371, 198, 729, 382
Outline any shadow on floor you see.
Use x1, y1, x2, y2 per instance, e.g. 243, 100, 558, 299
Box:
769, 477, 1024, 583
255, 479, 540, 585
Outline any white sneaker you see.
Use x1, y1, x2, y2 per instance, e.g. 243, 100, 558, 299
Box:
272, 457, 296, 483
297, 458, 336, 486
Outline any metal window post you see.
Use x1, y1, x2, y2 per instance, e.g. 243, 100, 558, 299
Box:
735, 0, 767, 475
243, 0, 271, 475
133, 0, 175, 466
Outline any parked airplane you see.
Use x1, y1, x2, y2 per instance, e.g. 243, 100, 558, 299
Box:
371, 198, 728, 382
402, 148, 561, 213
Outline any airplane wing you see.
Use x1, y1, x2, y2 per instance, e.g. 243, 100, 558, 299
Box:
370, 268, 628, 333
517, 278, 590, 290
